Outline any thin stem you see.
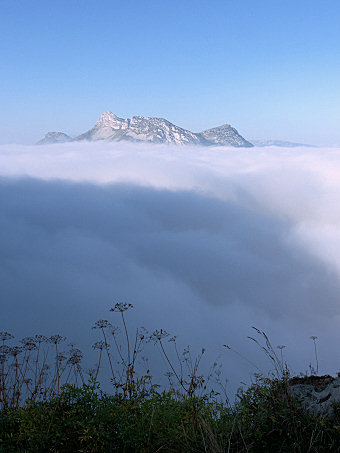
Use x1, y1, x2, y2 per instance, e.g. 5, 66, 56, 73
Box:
159, 339, 187, 394
101, 328, 116, 383
121, 312, 131, 365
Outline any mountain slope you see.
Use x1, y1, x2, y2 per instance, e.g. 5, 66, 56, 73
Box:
200, 124, 253, 147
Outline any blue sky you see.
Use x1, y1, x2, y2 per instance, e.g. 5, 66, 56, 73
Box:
1, 0, 340, 145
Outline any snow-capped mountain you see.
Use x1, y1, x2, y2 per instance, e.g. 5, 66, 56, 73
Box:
37, 131, 73, 145
38, 111, 253, 147
76, 111, 209, 145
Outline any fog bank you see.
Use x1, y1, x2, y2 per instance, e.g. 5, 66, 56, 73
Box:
2, 142, 340, 394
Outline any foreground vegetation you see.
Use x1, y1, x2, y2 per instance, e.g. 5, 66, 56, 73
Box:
3, 377, 340, 452
2, 304, 340, 452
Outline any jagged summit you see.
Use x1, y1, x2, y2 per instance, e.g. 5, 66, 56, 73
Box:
38, 112, 253, 147
76, 111, 127, 141
75, 113, 209, 145
100, 111, 122, 119
96, 111, 125, 125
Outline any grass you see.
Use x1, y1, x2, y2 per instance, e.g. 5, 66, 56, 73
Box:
1, 304, 340, 452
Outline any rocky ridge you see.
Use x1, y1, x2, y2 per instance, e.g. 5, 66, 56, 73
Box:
38, 111, 253, 147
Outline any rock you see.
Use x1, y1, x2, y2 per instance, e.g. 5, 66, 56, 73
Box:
288, 375, 340, 416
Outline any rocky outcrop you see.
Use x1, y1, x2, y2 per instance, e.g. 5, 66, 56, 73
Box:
288, 375, 340, 416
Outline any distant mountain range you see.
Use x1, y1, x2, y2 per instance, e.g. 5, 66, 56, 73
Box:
37, 111, 253, 147
250, 139, 316, 148
37, 111, 315, 148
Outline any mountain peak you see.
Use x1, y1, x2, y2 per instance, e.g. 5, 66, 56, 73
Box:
200, 124, 253, 147
97, 111, 125, 124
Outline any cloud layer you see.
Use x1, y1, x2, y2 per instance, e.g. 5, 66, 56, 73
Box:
2, 142, 340, 394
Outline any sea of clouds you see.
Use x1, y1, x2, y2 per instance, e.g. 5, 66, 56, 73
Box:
2, 141, 340, 396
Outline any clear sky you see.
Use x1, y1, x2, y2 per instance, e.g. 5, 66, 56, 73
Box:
1, 0, 340, 145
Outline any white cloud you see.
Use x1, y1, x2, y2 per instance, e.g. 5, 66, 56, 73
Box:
1, 142, 340, 395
